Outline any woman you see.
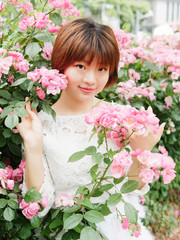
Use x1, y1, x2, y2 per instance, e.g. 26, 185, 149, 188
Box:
17, 18, 164, 239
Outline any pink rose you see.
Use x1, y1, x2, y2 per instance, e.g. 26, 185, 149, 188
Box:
41, 196, 49, 208
55, 193, 74, 207
12, 168, 23, 181
161, 169, 176, 184
113, 151, 132, 168
22, 202, 40, 219
122, 217, 129, 229
139, 168, 155, 183
133, 230, 141, 238
7, 179, 14, 190
111, 165, 125, 179
18, 59, 29, 74
19, 199, 29, 209
0, 107, 2, 114
36, 88, 45, 100
99, 113, 115, 128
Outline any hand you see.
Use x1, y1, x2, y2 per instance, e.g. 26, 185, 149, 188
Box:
16, 98, 43, 148
129, 106, 165, 152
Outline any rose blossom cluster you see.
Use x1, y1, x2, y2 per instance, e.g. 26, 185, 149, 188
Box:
0, 159, 25, 191
48, 0, 80, 17
55, 193, 74, 208
85, 102, 160, 147
19, 11, 50, 31
111, 150, 132, 178
27, 66, 68, 95
114, 23, 180, 100
116, 80, 156, 101
20, 196, 49, 219
0, 49, 29, 79
132, 148, 176, 184
121, 217, 141, 238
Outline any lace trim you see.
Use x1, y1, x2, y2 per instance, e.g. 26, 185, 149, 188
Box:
38, 110, 92, 134
22, 149, 55, 218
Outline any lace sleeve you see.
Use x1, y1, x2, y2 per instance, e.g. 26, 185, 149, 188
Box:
22, 147, 55, 218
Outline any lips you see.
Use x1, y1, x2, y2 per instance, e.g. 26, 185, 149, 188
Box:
79, 87, 95, 93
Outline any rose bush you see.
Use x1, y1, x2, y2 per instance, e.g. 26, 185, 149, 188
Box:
0, 0, 179, 239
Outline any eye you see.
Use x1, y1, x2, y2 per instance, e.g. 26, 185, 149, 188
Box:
98, 67, 108, 72
76, 64, 85, 69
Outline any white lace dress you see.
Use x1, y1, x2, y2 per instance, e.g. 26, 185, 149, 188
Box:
22, 110, 154, 240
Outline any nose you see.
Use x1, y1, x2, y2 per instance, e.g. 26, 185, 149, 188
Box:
83, 70, 96, 85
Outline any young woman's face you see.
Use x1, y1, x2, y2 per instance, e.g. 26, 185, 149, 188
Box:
63, 59, 110, 102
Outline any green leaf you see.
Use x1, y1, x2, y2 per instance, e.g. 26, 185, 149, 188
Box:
3, 207, 15, 221
24, 188, 42, 203
12, 133, 23, 145
62, 230, 80, 240
80, 226, 99, 240
8, 200, 19, 209
49, 213, 63, 229
0, 161, 6, 169
107, 193, 122, 206
1, 189, 7, 195
76, 199, 94, 209
13, 90, 25, 100
124, 202, 138, 225
34, 30, 55, 42
144, 61, 154, 70
14, 107, 27, 118
42, 103, 53, 115
0, 106, 13, 118
113, 176, 125, 184
0, 90, 11, 100
63, 204, 82, 213
121, 180, 139, 194
91, 152, 103, 164
8, 143, 22, 156
19, 225, 31, 239
3, 128, 12, 138
51, 12, 62, 26
25, 42, 41, 57
31, 98, 39, 109
68, 151, 86, 162
63, 214, 83, 230
5, 114, 19, 130
8, 193, 17, 199
84, 146, 97, 155
11, 77, 28, 86
0, 98, 8, 105
0, 199, 7, 208
20, 79, 33, 91
15, 101, 26, 107
99, 184, 114, 192
6, 3, 19, 16
84, 210, 105, 223
0, 135, 6, 147
97, 204, 111, 216
30, 214, 41, 228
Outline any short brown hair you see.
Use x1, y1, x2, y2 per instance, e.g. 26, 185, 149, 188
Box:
51, 18, 120, 88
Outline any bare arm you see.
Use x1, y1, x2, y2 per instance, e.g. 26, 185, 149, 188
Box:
17, 98, 44, 191
127, 107, 165, 189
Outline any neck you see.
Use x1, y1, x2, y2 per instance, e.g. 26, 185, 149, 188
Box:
52, 91, 98, 116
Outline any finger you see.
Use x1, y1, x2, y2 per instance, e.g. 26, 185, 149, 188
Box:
157, 122, 166, 137
32, 107, 37, 115
26, 107, 37, 120
140, 106, 145, 111
147, 106, 153, 114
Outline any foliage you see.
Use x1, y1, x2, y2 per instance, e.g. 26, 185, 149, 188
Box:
142, 196, 179, 239
73, 0, 150, 31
